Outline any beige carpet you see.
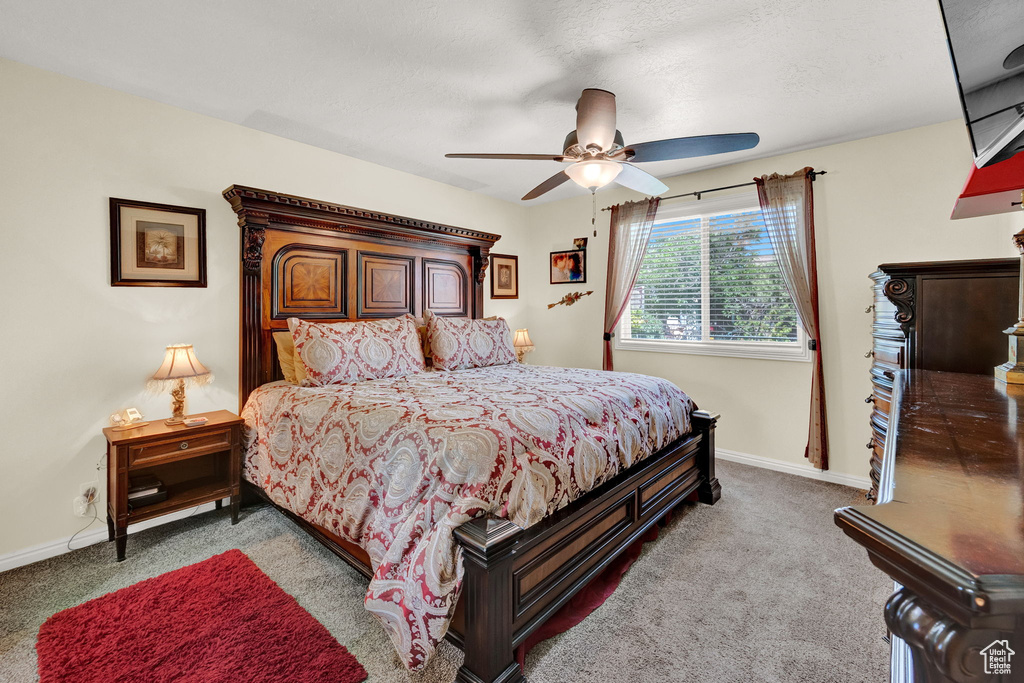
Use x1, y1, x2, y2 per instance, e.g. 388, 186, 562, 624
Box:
0, 460, 889, 682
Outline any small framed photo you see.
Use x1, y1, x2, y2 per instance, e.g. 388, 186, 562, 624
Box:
550, 249, 586, 284
489, 253, 519, 299
110, 198, 207, 287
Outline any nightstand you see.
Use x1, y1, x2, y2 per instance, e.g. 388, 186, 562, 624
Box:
102, 410, 244, 561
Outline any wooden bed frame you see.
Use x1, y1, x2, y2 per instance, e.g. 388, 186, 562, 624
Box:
224, 185, 720, 683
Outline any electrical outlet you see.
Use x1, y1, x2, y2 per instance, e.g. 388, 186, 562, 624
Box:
73, 495, 91, 517
79, 481, 99, 503
73, 481, 99, 516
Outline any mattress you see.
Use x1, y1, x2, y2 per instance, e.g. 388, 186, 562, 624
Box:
241, 363, 694, 670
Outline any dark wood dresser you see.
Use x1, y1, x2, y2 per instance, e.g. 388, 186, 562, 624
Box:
837, 371, 1024, 683
866, 259, 1019, 499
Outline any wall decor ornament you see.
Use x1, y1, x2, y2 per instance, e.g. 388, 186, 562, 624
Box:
110, 198, 207, 287
550, 249, 587, 284
489, 253, 519, 299
548, 290, 594, 308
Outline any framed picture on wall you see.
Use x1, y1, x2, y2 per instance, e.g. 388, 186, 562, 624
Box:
550, 249, 586, 284
489, 253, 519, 299
110, 198, 207, 287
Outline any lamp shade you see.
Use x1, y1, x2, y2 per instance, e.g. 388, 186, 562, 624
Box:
151, 344, 211, 383
513, 328, 535, 350
951, 152, 1024, 220
565, 160, 622, 190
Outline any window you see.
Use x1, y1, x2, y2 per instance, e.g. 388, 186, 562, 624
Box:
616, 192, 809, 362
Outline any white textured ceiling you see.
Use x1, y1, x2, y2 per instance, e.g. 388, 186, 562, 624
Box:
0, 0, 963, 203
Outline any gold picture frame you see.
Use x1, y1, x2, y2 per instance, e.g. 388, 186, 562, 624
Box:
110, 198, 207, 287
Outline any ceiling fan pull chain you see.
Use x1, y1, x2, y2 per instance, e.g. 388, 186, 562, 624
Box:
592, 190, 597, 236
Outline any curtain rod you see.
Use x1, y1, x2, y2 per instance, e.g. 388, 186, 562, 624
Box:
600, 170, 827, 211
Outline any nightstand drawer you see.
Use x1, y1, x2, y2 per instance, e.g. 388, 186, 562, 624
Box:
129, 430, 232, 466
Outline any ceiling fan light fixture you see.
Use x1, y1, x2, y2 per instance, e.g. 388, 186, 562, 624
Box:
566, 159, 622, 190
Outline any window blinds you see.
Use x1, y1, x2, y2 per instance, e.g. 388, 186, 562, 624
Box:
626, 194, 799, 345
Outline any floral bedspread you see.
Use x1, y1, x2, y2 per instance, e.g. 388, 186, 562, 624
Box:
241, 364, 693, 670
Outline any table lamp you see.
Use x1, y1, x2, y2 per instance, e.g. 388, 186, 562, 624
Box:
149, 344, 212, 424
513, 328, 535, 363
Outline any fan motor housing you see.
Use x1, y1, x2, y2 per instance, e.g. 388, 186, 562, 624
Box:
563, 129, 625, 157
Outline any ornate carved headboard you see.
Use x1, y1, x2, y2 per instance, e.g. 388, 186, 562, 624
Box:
223, 185, 501, 410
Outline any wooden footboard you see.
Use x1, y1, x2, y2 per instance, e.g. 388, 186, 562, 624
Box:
449, 410, 718, 683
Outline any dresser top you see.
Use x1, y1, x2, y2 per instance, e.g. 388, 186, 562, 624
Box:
837, 370, 1024, 619
875, 257, 1018, 276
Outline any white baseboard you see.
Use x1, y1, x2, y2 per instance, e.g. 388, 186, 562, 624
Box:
717, 448, 871, 491
0, 501, 221, 573
2, 452, 866, 572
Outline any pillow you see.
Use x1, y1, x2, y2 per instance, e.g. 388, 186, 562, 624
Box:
413, 315, 499, 367
272, 331, 298, 384
272, 331, 309, 384
412, 316, 433, 367
425, 311, 516, 371
288, 315, 425, 386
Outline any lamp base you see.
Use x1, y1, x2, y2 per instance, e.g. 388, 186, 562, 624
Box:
994, 326, 1024, 384
166, 379, 187, 425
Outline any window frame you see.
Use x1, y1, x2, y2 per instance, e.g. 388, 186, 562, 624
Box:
615, 192, 812, 363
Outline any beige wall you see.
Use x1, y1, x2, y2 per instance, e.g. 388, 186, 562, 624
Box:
4, 56, 1022, 560
0, 59, 529, 558
522, 120, 1023, 481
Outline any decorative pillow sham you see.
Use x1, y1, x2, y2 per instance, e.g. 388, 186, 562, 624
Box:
288, 315, 425, 386
425, 311, 516, 371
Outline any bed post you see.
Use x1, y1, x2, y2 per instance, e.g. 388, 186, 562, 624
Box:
224, 186, 270, 413
453, 515, 526, 683
691, 409, 721, 505
471, 245, 490, 319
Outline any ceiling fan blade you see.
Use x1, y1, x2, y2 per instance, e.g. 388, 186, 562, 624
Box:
445, 153, 570, 161
522, 170, 571, 200
614, 163, 669, 196
627, 133, 760, 162
576, 89, 617, 152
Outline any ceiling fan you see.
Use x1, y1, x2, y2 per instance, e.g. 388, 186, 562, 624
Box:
446, 88, 760, 201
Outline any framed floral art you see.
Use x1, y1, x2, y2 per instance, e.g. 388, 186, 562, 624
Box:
110, 198, 207, 287
489, 253, 519, 299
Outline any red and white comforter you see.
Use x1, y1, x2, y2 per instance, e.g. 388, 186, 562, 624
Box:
242, 364, 693, 670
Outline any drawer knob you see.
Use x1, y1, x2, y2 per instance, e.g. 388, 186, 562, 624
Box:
865, 305, 874, 313
864, 350, 874, 358
179, 442, 189, 450
864, 395, 874, 404
866, 441, 873, 449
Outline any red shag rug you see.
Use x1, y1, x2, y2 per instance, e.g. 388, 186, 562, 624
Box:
36, 549, 367, 683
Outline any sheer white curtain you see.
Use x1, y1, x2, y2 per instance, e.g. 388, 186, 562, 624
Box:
603, 197, 660, 371
755, 167, 827, 469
